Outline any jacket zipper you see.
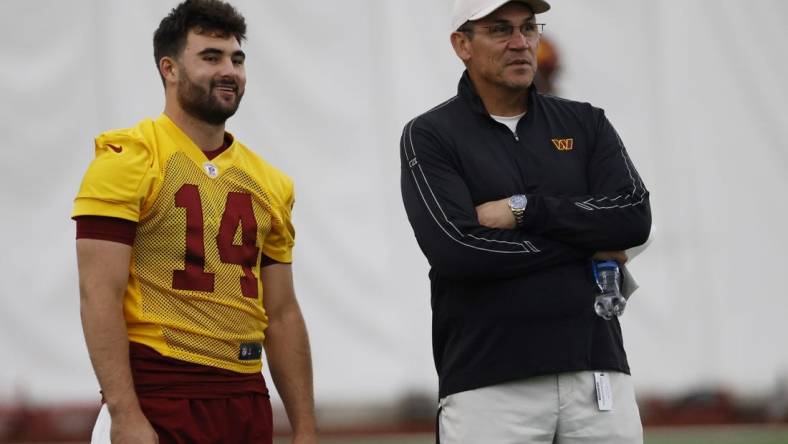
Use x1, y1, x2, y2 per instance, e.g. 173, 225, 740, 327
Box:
488, 117, 521, 142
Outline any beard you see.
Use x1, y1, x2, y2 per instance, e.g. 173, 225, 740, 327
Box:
176, 69, 244, 125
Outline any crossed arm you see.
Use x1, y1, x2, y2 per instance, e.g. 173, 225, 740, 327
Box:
475, 199, 630, 264
475, 111, 651, 255
400, 113, 650, 278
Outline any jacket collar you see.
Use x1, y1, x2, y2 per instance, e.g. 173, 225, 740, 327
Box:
457, 70, 537, 117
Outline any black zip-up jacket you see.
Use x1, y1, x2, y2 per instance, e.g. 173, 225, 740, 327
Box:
400, 72, 651, 398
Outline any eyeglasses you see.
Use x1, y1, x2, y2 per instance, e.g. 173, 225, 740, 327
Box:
461, 22, 546, 41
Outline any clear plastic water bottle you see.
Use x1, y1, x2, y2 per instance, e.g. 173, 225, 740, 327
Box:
592, 260, 627, 320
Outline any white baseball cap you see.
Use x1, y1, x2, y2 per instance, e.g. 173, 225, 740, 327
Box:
451, 0, 551, 31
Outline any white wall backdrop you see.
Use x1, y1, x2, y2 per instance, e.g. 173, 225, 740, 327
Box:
1, 0, 786, 406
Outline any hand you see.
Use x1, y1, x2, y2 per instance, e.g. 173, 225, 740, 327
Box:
475, 198, 516, 229
110, 408, 159, 444
592, 250, 629, 265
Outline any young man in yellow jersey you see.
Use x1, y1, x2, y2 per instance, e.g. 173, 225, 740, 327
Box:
72, 1, 316, 443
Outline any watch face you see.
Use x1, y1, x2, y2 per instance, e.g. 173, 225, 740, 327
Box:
510, 194, 527, 209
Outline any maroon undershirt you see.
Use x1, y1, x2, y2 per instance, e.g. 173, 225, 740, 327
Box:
75, 133, 268, 399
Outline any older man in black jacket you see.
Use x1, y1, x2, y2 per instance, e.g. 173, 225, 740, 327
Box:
400, 0, 651, 442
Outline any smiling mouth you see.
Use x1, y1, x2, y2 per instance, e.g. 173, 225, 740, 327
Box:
213, 83, 238, 94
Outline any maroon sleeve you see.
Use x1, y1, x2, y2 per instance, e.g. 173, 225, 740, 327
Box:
75, 215, 137, 246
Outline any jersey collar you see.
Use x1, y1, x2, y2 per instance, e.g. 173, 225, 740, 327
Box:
156, 114, 238, 156
155, 114, 240, 177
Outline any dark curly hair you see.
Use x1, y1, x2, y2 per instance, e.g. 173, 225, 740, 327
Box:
153, 0, 247, 83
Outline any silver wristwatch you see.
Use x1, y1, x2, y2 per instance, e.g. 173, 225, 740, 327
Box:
508, 194, 527, 227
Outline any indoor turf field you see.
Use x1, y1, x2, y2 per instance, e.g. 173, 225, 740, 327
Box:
271, 425, 788, 444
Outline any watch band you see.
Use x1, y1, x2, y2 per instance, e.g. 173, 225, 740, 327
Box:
511, 207, 525, 227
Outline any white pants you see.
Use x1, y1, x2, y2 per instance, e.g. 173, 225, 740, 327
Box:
90, 403, 111, 444
438, 371, 643, 444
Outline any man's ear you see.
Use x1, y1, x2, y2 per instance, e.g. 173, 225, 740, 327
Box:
159, 57, 178, 85
450, 31, 473, 62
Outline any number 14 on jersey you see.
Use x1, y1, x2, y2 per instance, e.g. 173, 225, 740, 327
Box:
172, 184, 260, 299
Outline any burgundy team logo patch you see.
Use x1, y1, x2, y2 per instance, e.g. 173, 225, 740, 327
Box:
551, 138, 574, 151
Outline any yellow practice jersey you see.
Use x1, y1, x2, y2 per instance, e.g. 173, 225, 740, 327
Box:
73, 114, 295, 373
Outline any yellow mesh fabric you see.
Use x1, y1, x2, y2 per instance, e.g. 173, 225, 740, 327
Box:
74, 115, 295, 374
129, 152, 277, 373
